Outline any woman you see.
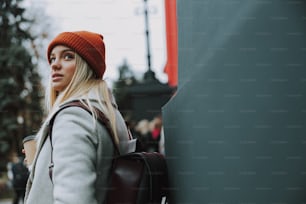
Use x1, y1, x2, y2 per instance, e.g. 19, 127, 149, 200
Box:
24, 31, 136, 204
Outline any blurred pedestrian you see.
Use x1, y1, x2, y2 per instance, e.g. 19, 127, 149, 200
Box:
148, 115, 162, 152
134, 119, 151, 152
9, 154, 29, 204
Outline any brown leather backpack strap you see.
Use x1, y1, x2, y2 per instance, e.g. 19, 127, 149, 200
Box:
50, 100, 120, 152
64, 101, 120, 155
48, 100, 120, 182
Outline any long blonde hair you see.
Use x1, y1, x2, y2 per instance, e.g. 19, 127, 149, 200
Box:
45, 53, 119, 145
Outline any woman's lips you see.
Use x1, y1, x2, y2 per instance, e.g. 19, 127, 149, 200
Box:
52, 73, 63, 81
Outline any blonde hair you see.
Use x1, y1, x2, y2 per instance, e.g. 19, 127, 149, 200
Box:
45, 53, 119, 145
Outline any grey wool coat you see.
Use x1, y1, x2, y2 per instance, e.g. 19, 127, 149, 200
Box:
24, 98, 136, 204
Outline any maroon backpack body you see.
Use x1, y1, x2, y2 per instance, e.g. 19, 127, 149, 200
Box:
49, 101, 170, 204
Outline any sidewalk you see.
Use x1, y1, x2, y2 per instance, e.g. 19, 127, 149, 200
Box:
0, 199, 12, 204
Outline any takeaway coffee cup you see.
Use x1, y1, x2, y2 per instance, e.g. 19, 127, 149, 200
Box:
22, 135, 36, 166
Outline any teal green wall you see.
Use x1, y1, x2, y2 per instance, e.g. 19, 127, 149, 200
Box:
163, 1, 306, 203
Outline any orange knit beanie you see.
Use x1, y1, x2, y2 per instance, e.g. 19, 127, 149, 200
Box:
47, 31, 106, 78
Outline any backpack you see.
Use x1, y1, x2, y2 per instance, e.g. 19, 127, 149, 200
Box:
49, 101, 170, 204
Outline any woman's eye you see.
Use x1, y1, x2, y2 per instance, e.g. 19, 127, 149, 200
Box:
49, 57, 56, 63
64, 53, 74, 60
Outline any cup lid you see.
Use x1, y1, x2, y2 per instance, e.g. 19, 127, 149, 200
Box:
22, 135, 36, 144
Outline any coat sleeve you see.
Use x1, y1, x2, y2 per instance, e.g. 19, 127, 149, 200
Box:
51, 106, 101, 204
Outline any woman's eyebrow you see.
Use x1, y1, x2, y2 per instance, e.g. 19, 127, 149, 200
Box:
61, 49, 74, 53
50, 49, 74, 57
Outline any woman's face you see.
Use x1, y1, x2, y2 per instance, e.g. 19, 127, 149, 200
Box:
49, 45, 76, 92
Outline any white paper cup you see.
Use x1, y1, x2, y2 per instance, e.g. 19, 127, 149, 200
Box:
22, 135, 36, 166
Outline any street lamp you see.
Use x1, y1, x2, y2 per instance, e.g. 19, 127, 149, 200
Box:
141, 0, 157, 81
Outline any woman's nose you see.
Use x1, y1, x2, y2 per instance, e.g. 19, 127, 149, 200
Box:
51, 60, 61, 70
